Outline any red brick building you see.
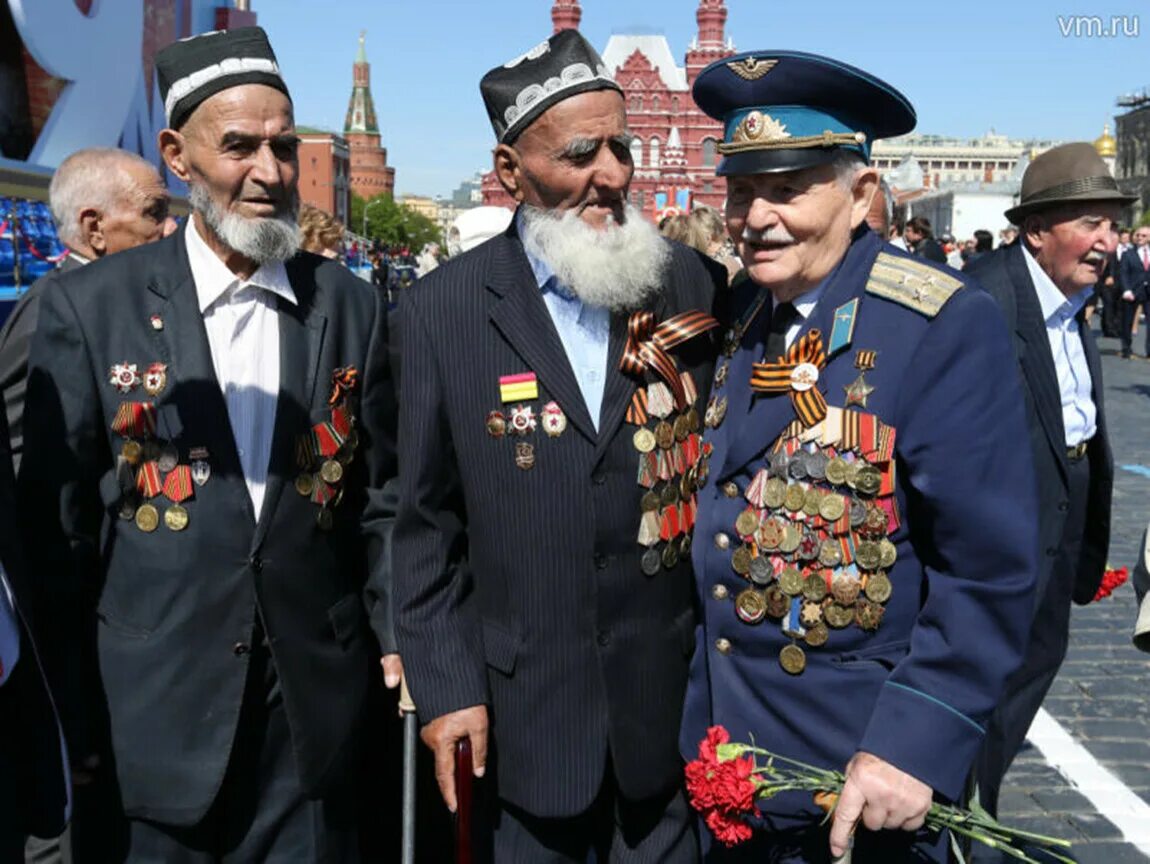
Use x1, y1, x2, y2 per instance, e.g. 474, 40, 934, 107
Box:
344, 32, 395, 201
298, 130, 351, 227
482, 0, 734, 218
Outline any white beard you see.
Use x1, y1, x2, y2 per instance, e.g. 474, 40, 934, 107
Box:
189, 182, 301, 265
520, 203, 670, 312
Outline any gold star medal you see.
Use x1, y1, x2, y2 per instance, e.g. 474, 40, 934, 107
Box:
844, 349, 877, 408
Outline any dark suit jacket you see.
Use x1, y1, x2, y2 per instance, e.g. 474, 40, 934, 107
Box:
0, 254, 85, 472
967, 244, 1112, 604
394, 224, 723, 818
914, 236, 947, 264
19, 222, 397, 826
0, 398, 69, 841
1119, 246, 1150, 303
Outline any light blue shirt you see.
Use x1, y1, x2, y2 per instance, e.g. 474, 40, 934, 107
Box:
1022, 245, 1097, 447
518, 213, 610, 430
0, 566, 20, 686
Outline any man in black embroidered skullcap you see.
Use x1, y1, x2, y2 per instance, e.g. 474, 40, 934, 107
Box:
19, 25, 400, 862
395, 27, 726, 863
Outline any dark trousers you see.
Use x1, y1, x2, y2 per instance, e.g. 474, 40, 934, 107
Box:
975, 454, 1091, 816
1119, 298, 1148, 356
701, 820, 949, 862
125, 642, 360, 863
1098, 283, 1120, 338
478, 762, 696, 863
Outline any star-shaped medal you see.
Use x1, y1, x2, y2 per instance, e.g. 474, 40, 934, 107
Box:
843, 373, 875, 408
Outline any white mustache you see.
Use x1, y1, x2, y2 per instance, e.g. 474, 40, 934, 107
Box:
1084, 250, 1106, 264
742, 226, 796, 245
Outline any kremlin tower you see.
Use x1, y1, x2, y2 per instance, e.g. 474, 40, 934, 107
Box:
345, 32, 395, 200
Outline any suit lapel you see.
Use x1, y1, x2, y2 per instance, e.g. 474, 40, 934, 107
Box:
254, 264, 327, 546
486, 234, 597, 442
1009, 246, 1069, 478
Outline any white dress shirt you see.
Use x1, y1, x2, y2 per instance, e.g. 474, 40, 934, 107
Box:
185, 218, 296, 519
1021, 245, 1096, 447
0, 567, 19, 686
784, 281, 830, 350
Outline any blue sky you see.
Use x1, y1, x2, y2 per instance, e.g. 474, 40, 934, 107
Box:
256, 0, 1150, 198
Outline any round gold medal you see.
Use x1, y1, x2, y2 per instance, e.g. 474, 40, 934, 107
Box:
844, 460, 861, 489
641, 491, 661, 513
784, 484, 806, 513
655, 421, 675, 450
831, 577, 861, 606
805, 622, 829, 647
802, 488, 823, 517
121, 440, 143, 465
731, 545, 753, 575
320, 460, 344, 485
756, 517, 784, 551
778, 524, 802, 555
763, 477, 788, 510
779, 567, 804, 596
633, 428, 656, 453
687, 407, 701, 432
855, 540, 882, 571
673, 414, 691, 442
824, 603, 855, 629
735, 589, 767, 625
734, 509, 759, 538
295, 473, 315, 497
661, 484, 681, 507
865, 571, 893, 604
764, 585, 789, 619
855, 465, 883, 496
825, 457, 848, 486
819, 493, 846, 523
779, 643, 807, 675
164, 504, 189, 532
135, 503, 159, 533
818, 540, 843, 568
803, 572, 828, 602
879, 538, 898, 569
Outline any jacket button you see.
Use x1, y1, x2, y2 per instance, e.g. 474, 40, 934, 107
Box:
594, 553, 610, 570
714, 533, 730, 550
712, 585, 729, 601
233, 642, 250, 656
250, 556, 263, 572
1058, 501, 1069, 513
715, 638, 732, 655
597, 630, 611, 647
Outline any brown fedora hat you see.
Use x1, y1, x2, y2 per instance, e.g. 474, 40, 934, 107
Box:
1005, 141, 1136, 224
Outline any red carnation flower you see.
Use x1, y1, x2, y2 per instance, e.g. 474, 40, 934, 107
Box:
699, 725, 730, 763
705, 807, 754, 847
1093, 566, 1129, 602
711, 755, 756, 813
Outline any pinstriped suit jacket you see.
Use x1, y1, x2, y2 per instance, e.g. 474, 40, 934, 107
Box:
394, 223, 724, 817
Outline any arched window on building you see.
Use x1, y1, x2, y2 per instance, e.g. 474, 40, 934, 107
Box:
672, 96, 680, 113
631, 94, 643, 112
651, 95, 661, 112
649, 137, 661, 167
630, 137, 643, 168
701, 137, 717, 168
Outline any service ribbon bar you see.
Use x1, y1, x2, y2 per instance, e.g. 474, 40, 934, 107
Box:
499, 372, 539, 403
163, 465, 194, 504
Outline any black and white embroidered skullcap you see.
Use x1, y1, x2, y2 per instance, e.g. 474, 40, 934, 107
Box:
480, 29, 622, 144
156, 26, 291, 130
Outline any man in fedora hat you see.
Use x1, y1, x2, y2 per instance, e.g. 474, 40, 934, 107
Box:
681, 50, 1037, 861
966, 141, 1125, 817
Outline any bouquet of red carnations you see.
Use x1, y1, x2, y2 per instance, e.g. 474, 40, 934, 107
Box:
686, 726, 1074, 863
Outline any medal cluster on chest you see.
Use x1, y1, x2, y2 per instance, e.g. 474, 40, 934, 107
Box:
485, 373, 568, 471
294, 367, 361, 531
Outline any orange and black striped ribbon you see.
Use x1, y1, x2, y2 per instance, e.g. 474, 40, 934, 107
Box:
111, 402, 157, 439
620, 310, 719, 409
749, 329, 829, 427
626, 387, 649, 426
163, 465, 193, 504
855, 350, 877, 371
136, 461, 162, 498
329, 366, 359, 407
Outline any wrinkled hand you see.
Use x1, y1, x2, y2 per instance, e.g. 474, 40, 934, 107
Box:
1123, 290, 1136, 301
421, 705, 488, 813
380, 654, 403, 690
828, 752, 932, 858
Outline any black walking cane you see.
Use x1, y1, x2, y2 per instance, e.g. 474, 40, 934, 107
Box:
398, 675, 418, 864
455, 738, 474, 864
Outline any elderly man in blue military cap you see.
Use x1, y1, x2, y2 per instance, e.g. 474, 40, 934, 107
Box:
679, 51, 1039, 861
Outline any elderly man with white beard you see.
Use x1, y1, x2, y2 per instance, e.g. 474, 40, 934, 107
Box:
394, 29, 726, 863
19, 27, 399, 861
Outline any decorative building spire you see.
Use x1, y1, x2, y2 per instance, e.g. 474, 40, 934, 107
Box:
695, 0, 727, 49
660, 126, 689, 184
345, 31, 379, 135
552, 0, 581, 33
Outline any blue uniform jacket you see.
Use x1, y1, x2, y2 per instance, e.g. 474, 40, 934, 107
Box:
681, 229, 1039, 842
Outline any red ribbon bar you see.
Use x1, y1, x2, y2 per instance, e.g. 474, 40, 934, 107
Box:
331, 404, 352, 439
163, 465, 193, 504
620, 310, 719, 410
136, 461, 162, 498
312, 421, 344, 457
111, 402, 156, 439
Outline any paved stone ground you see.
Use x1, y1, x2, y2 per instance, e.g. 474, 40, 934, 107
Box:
991, 324, 1150, 863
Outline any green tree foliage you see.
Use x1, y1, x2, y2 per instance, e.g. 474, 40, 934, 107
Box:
350, 193, 442, 250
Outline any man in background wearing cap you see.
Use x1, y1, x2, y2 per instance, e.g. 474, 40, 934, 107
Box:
394, 28, 724, 862
966, 142, 1121, 821
19, 27, 398, 861
681, 51, 1037, 861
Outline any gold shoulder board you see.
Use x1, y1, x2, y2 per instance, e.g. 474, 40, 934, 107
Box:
865, 252, 963, 318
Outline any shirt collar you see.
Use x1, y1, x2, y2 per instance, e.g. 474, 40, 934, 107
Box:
185, 215, 297, 313
1021, 244, 1091, 323
515, 208, 565, 295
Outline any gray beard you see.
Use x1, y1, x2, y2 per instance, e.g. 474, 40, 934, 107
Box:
188, 182, 301, 265
520, 203, 670, 312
